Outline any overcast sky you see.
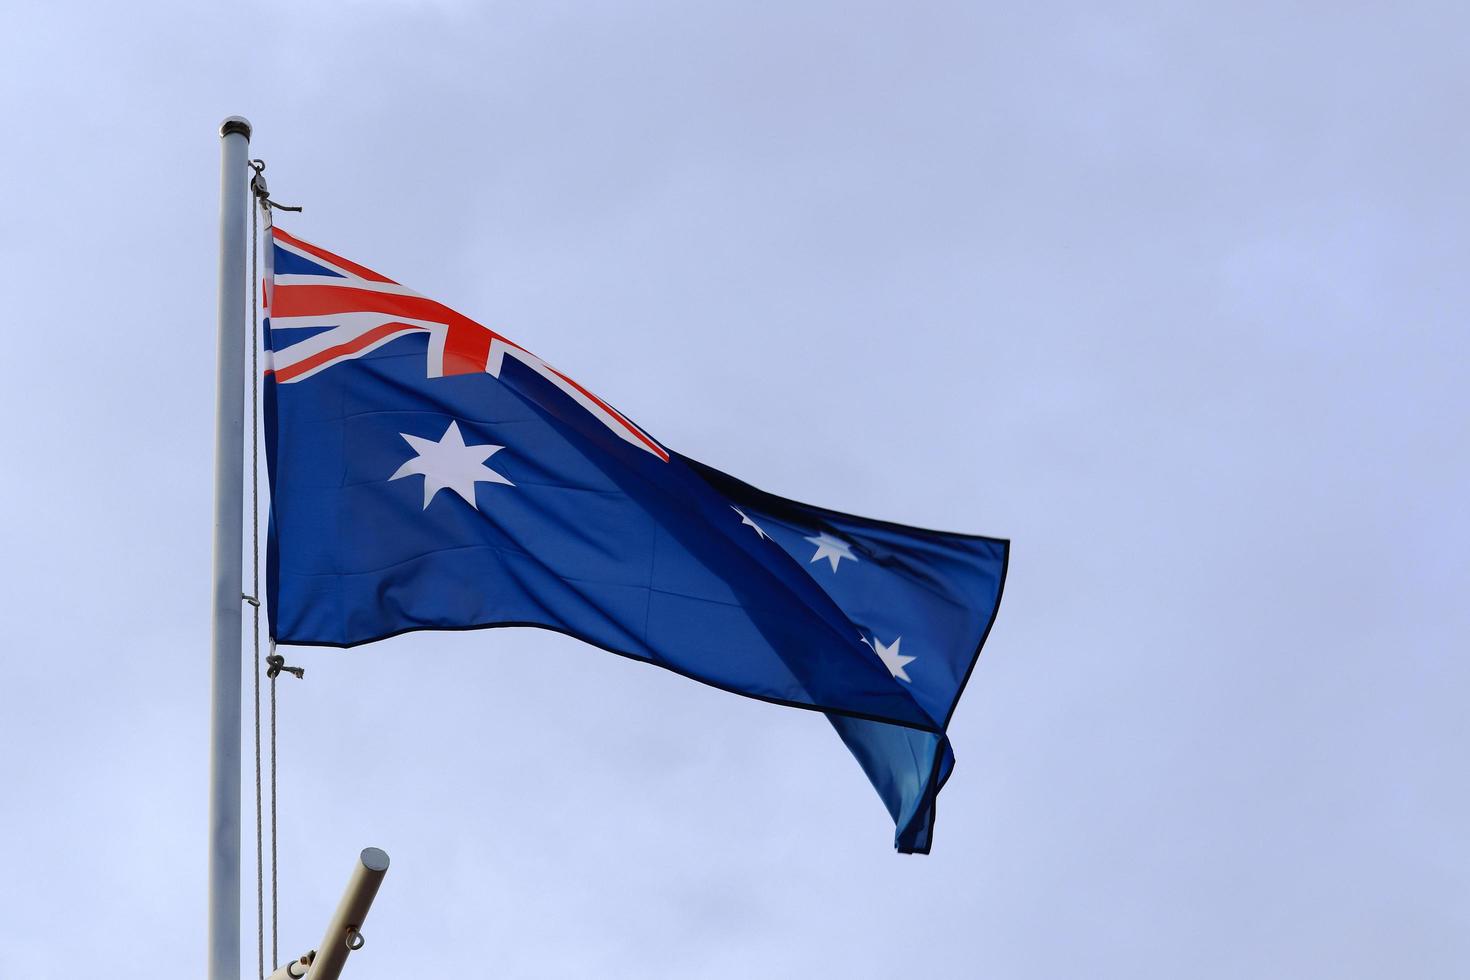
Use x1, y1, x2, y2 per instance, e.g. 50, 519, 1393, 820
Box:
1, 2, 1466, 977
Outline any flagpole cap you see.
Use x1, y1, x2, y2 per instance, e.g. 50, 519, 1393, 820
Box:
360, 847, 390, 872
219, 115, 253, 140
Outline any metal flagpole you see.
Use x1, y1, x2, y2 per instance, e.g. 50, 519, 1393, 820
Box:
211, 114, 253, 980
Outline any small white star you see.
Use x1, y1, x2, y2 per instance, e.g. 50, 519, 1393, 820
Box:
805, 531, 857, 572
390, 420, 513, 510
862, 634, 916, 682
732, 506, 771, 540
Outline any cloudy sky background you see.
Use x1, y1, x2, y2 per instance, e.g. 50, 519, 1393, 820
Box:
1, 2, 1466, 977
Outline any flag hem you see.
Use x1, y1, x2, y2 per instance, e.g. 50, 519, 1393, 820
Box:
898, 538, 1011, 853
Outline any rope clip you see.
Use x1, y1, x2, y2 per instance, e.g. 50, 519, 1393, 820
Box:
249, 159, 304, 214
266, 653, 305, 681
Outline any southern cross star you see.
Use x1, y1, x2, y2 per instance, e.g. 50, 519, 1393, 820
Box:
390, 419, 513, 510
732, 506, 771, 540
805, 530, 857, 572
862, 633, 916, 682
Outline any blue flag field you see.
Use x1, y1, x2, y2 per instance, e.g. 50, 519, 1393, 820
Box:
262, 225, 1008, 853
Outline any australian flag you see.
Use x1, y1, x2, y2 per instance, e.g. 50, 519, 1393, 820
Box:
262, 225, 1009, 853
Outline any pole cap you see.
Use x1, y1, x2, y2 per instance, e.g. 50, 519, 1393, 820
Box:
220, 115, 253, 139
360, 847, 390, 872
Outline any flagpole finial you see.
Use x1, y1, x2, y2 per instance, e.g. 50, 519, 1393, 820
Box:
220, 115, 253, 139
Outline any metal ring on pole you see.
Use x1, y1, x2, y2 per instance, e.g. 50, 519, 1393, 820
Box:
345, 928, 365, 951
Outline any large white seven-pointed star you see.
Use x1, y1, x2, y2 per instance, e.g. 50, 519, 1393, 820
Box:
862, 633, 916, 683
732, 506, 771, 540
805, 531, 857, 572
390, 420, 513, 510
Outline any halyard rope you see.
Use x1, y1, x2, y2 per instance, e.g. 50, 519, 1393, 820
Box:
270, 646, 278, 971
249, 160, 305, 977
249, 182, 266, 980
